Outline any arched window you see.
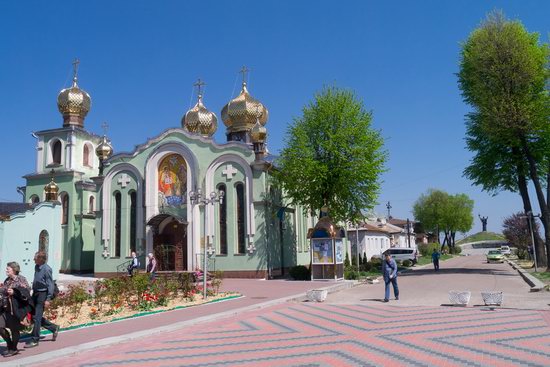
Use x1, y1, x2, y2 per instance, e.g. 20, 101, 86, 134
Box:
217, 184, 227, 255
61, 194, 69, 224
38, 230, 49, 253
83, 144, 90, 167
29, 195, 40, 205
114, 192, 121, 257
130, 191, 137, 253
235, 183, 246, 254
88, 196, 95, 213
52, 140, 62, 165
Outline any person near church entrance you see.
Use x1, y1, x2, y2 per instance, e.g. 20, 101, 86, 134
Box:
127, 251, 140, 276
382, 252, 399, 302
147, 253, 157, 281
25, 251, 59, 349
0, 262, 32, 357
432, 248, 441, 271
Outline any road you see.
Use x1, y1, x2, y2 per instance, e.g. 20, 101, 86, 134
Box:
18, 256, 550, 366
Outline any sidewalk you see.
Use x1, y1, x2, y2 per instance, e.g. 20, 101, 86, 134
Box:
7, 278, 353, 366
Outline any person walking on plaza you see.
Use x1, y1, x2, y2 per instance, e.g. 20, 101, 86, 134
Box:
0, 262, 32, 357
127, 251, 140, 276
25, 251, 59, 348
382, 252, 399, 302
431, 248, 441, 271
146, 253, 157, 281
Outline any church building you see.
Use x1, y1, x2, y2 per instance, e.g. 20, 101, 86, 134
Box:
11, 62, 317, 278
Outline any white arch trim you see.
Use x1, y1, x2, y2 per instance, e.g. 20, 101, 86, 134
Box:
205, 154, 255, 242
101, 164, 144, 245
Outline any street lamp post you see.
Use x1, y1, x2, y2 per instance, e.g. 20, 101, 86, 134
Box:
189, 188, 224, 299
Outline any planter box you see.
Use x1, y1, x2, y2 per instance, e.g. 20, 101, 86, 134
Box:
306, 289, 328, 302
481, 291, 503, 306
366, 277, 380, 284
448, 291, 471, 306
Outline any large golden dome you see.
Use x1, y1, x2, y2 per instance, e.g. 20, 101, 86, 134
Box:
221, 82, 268, 133
57, 75, 91, 128
183, 94, 218, 137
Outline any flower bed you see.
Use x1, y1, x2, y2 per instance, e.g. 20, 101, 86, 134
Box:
42, 270, 237, 329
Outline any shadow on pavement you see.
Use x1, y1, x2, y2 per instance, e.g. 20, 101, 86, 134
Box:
401, 267, 515, 277
361, 298, 387, 302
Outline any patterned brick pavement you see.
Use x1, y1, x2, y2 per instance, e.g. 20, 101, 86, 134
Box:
38, 302, 550, 367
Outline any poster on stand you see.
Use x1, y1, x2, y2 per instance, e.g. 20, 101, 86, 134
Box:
335, 239, 344, 264
312, 239, 333, 264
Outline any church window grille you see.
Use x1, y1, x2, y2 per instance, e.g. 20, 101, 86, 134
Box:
217, 184, 227, 255
30, 195, 39, 205
83, 144, 91, 167
61, 194, 69, 225
130, 191, 137, 253
38, 230, 49, 253
114, 192, 121, 257
235, 183, 246, 254
52, 140, 62, 165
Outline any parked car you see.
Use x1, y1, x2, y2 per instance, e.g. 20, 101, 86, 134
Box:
375, 248, 417, 264
499, 245, 511, 255
486, 250, 504, 263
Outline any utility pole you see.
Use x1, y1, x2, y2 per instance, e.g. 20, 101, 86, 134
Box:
526, 211, 539, 272
406, 218, 411, 248
386, 201, 392, 219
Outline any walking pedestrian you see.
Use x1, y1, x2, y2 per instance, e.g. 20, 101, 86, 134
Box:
127, 251, 139, 276
25, 251, 59, 348
432, 248, 441, 271
146, 253, 157, 281
382, 252, 399, 302
0, 262, 32, 357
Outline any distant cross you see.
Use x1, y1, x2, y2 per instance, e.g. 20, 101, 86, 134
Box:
72, 58, 80, 80
222, 164, 238, 180
193, 78, 206, 96
102, 248, 110, 259
101, 122, 109, 135
206, 246, 215, 256
117, 173, 131, 188
239, 65, 250, 84
386, 201, 392, 219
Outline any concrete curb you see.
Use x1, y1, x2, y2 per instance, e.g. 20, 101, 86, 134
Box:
506, 259, 546, 292
11, 281, 352, 367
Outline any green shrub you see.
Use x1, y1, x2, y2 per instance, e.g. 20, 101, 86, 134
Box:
344, 252, 350, 267
402, 259, 413, 267
362, 253, 368, 266
450, 245, 462, 255
418, 243, 440, 257
369, 257, 382, 267
360, 261, 372, 272
344, 270, 358, 280
289, 265, 310, 280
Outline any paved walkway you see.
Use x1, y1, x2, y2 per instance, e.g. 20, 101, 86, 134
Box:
5, 279, 347, 365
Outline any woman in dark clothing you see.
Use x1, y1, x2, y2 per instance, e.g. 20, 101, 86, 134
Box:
0, 261, 32, 357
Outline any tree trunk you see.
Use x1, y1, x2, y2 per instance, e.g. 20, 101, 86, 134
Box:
521, 138, 550, 269
517, 170, 547, 267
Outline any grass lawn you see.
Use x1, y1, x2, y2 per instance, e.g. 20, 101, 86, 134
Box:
416, 254, 453, 266
456, 231, 505, 245
531, 270, 550, 284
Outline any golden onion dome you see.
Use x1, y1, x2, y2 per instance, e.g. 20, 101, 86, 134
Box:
95, 135, 113, 161
44, 178, 59, 195
57, 75, 91, 128
221, 82, 268, 132
250, 118, 267, 143
182, 94, 218, 137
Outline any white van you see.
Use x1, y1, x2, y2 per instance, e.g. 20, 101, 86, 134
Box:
385, 248, 417, 264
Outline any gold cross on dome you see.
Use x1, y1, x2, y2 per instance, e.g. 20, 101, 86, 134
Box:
193, 78, 206, 96
239, 65, 250, 84
72, 58, 80, 80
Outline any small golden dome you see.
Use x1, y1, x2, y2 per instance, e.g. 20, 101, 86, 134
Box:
95, 135, 113, 161
57, 74, 91, 128
250, 118, 267, 143
183, 95, 218, 137
44, 171, 59, 201
221, 82, 268, 133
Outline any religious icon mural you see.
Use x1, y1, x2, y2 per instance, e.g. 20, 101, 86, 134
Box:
158, 154, 187, 220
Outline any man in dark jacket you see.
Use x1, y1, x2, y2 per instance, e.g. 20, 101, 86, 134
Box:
24, 251, 59, 348
382, 252, 399, 302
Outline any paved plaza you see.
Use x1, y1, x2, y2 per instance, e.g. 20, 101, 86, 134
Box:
7, 256, 550, 367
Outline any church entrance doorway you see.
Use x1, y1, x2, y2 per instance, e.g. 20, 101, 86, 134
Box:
148, 215, 187, 271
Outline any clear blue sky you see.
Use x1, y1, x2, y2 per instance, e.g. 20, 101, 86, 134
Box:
1, 1, 548, 235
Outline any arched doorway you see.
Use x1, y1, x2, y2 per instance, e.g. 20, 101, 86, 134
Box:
147, 215, 187, 271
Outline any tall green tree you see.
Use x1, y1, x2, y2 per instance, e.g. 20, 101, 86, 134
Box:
458, 10, 550, 267
274, 86, 387, 223
413, 189, 474, 247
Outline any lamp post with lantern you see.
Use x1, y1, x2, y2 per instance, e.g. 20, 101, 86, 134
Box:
189, 188, 224, 299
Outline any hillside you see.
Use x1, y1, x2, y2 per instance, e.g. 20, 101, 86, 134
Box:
456, 231, 505, 245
